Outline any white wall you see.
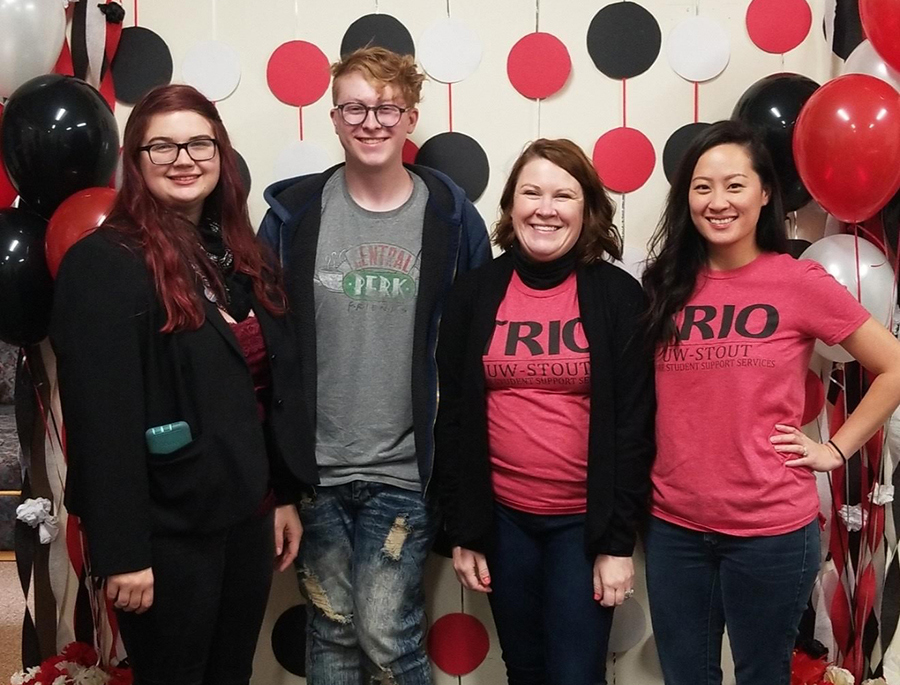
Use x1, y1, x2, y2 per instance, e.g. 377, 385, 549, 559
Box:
110, 2, 834, 682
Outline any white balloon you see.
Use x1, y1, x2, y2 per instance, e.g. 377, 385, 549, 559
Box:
800, 235, 896, 362
607, 598, 648, 653
842, 40, 900, 94
0, 0, 67, 98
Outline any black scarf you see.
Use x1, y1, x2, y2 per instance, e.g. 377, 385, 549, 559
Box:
196, 215, 253, 321
511, 242, 578, 290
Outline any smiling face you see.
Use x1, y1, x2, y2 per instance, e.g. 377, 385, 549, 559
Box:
511, 157, 585, 262
689, 143, 770, 269
139, 110, 220, 223
331, 71, 418, 173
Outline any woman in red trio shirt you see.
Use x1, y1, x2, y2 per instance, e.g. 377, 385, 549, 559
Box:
51, 84, 317, 685
435, 138, 655, 685
641, 119, 900, 685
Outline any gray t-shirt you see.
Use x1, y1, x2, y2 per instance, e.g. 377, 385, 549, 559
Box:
313, 169, 427, 490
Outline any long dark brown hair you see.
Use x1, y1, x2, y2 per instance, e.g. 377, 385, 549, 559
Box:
494, 138, 622, 263
106, 84, 285, 332
642, 120, 787, 348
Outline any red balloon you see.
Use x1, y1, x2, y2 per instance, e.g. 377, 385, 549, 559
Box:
0, 105, 17, 208
802, 370, 825, 425
46, 187, 116, 277
860, 0, 900, 74
793, 74, 900, 223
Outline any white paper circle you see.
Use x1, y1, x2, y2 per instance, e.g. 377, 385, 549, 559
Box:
181, 41, 242, 102
666, 17, 730, 82
273, 141, 333, 182
607, 598, 648, 653
418, 18, 483, 84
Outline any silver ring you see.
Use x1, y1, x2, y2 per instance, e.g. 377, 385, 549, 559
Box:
623, 589, 635, 600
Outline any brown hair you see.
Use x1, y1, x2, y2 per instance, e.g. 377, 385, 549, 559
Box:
331, 46, 425, 107
494, 138, 622, 263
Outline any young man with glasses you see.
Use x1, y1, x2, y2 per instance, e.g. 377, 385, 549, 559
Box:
259, 47, 490, 684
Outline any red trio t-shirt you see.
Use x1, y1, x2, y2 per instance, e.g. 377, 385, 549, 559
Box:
652, 253, 870, 536
483, 272, 592, 515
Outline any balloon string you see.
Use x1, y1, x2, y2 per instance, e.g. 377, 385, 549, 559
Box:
621, 79, 626, 127
850, 223, 888, 255
448, 83, 453, 133
853, 225, 862, 302
299, 107, 304, 141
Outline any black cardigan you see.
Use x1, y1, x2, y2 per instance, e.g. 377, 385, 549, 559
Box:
434, 252, 655, 558
50, 229, 318, 577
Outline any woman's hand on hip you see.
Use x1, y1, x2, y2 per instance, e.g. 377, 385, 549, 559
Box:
771, 424, 844, 472
593, 554, 634, 607
274, 504, 303, 572
107, 568, 154, 613
452, 546, 492, 593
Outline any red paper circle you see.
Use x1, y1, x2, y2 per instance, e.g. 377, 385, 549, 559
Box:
427, 613, 490, 676
507, 32, 571, 99
402, 139, 419, 165
802, 369, 825, 426
592, 127, 656, 194
0, 105, 18, 208
267, 41, 331, 107
746, 0, 812, 54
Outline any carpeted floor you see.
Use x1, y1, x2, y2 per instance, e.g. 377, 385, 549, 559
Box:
0, 560, 24, 681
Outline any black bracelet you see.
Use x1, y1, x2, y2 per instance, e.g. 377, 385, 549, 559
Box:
828, 439, 847, 464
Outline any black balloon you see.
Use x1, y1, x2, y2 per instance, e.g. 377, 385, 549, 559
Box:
0, 208, 53, 346
732, 73, 819, 213
0, 75, 119, 219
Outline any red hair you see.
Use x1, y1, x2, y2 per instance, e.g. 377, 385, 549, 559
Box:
107, 84, 285, 332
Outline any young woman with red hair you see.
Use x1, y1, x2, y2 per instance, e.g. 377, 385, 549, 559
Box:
50, 84, 318, 685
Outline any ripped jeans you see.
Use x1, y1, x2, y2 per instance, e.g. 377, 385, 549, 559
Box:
295, 482, 438, 685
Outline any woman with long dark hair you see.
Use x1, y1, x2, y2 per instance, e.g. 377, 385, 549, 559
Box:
642, 119, 900, 685
50, 84, 317, 685
436, 138, 655, 685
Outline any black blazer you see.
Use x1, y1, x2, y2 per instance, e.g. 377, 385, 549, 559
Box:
50, 229, 318, 577
435, 253, 656, 558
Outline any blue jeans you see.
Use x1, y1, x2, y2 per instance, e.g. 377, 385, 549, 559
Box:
295, 482, 438, 685
485, 503, 614, 685
644, 516, 820, 685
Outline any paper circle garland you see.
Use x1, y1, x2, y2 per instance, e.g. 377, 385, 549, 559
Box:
666, 17, 731, 82
416, 132, 490, 202
507, 33, 571, 99
663, 122, 712, 184
607, 598, 648, 653
274, 141, 333, 182
592, 128, 656, 194
587, 3, 661, 79
267, 41, 330, 107
419, 18, 482, 84
746, 0, 812, 54
181, 40, 241, 102
0, 106, 16, 208
271, 605, 307, 676
427, 613, 490, 675
341, 14, 415, 58
111, 27, 173, 104
402, 139, 419, 166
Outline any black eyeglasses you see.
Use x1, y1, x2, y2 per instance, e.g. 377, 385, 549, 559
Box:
335, 103, 408, 128
139, 138, 218, 165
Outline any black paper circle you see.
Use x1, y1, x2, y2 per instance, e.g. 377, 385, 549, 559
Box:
341, 14, 415, 58
587, 2, 661, 79
235, 151, 251, 197
415, 132, 489, 202
271, 604, 307, 677
787, 239, 812, 259
111, 27, 173, 104
662, 122, 711, 184
0, 208, 53, 347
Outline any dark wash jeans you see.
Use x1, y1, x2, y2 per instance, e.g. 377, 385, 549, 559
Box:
485, 502, 614, 685
644, 516, 820, 685
295, 482, 438, 685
